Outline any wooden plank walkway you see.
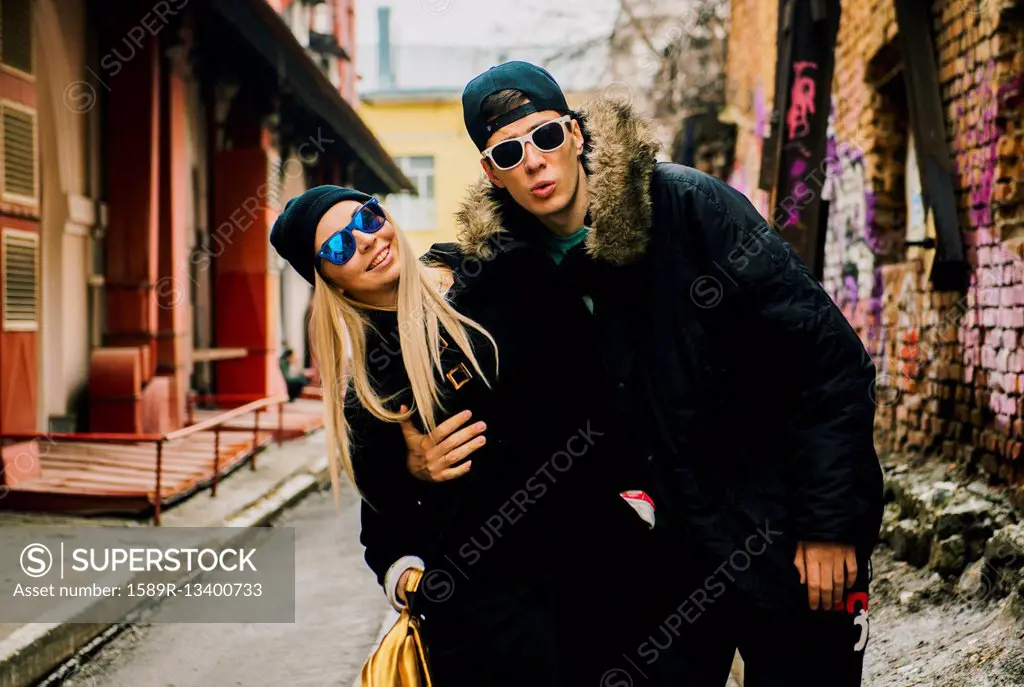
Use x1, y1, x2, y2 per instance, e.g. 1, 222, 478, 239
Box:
190, 397, 324, 439
0, 399, 324, 517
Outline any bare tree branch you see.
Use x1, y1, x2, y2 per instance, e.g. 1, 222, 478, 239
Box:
616, 0, 661, 57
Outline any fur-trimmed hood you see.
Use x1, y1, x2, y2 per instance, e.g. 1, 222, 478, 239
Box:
454, 99, 661, 266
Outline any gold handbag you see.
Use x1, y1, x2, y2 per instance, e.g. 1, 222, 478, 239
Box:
361, 568, 433, 687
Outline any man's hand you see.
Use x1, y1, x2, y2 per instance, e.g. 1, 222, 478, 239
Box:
794, 541, 858, 611
400, 405, 486, 482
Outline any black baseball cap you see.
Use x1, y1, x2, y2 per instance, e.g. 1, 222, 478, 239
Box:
462, 61, 570, 151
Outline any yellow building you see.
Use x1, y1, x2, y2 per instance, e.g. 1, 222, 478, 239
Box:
357, 8, 605, 258
358, 92, 480, 258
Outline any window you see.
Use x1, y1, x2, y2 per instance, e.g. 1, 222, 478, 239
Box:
2, 228, 38, 331
386, 156, 436, 230
0, 0, 33, 75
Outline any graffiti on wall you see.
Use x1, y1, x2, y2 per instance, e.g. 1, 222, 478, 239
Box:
727, 81, 771, 218
772, 0, 840, 271
786, 61, 819, 141
941, 59, 1024, 424
822, 150, 875, 310
778, 58, 829, 232
953, 61, 1023, 421
953, 60, 999, 231
822, 101, 877, 314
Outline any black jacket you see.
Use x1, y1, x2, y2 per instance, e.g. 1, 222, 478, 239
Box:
452, 99, 885, 612
349, 240, 648, 677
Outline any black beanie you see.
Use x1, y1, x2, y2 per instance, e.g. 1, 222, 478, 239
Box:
269, 185, 373, 286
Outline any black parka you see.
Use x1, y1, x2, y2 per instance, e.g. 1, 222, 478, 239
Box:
452, 99, 886, 613
350, 241, 650, 684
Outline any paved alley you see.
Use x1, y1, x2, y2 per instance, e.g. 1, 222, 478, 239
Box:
56, 483, 386, 687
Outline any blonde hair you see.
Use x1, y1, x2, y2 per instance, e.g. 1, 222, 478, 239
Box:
309, 210, 498, 506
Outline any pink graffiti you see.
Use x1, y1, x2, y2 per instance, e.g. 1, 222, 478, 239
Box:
781, 158, 813, 228
954, 61, 1001, 231
786, 61, 818, 140
780, 202, 801, 228
754, 82, 767, 136
778, 60, 820, 228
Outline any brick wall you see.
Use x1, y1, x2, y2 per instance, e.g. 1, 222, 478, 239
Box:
725, 0, 1024, 495
723, 0, 777, 219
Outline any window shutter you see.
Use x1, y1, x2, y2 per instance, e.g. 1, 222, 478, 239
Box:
1, 102, 38, 204
2, 228, 38, 331
0, 0, 34, 75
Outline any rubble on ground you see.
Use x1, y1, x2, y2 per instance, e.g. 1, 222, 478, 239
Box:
880, 462, 1024, 609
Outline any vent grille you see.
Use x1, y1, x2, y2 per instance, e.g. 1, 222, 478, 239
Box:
2, 103, 37, 203
2, 228, 38, 331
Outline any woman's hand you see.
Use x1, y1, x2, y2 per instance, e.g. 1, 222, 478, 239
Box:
400, 405, 486, 482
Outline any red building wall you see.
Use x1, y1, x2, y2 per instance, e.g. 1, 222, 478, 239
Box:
213, 127, 285, 400
0, 215, 39, 434
0, 34, 40, 434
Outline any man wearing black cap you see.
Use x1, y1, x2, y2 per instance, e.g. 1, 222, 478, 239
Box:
400, 61, 884, 685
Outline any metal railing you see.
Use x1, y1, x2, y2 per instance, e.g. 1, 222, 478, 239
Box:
0, 394, 289, 524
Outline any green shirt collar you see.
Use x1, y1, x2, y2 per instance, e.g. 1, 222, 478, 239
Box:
543, 225, 589, 265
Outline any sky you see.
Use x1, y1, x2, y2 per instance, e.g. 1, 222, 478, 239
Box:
355, 0, 620, 48
354, 0, 621, 92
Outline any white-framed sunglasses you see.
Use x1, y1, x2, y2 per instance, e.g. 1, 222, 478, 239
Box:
481, 114, 573, 171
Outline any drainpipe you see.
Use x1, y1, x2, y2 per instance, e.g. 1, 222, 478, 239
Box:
378, 7, 395, 90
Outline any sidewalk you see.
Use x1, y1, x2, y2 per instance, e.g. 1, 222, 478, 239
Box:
0, 430, 330, 687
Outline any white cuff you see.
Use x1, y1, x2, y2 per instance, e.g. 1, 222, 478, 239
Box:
620, 490, 656, 528
384, 555, 425, 611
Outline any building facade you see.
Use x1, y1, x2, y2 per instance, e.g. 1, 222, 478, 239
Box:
725, 0, 1024, 496
0, 0, 409, 453
359, 92, 480, 257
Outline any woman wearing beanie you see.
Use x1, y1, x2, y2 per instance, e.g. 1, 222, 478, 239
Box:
270, 185, 661, 686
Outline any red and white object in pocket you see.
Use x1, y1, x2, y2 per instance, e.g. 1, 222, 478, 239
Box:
620, 490, 656, 528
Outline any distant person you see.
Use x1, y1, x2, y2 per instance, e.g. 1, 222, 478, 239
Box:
278, 346, 309, 401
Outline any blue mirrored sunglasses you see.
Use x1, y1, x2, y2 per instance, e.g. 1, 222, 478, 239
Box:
316, 198, 388, 267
